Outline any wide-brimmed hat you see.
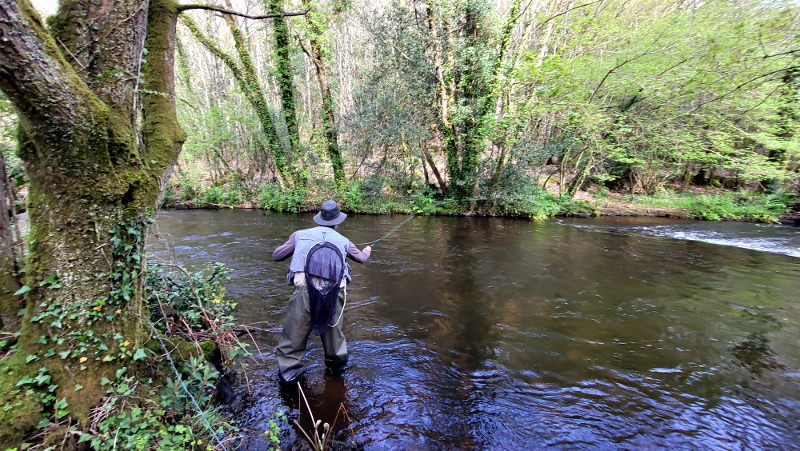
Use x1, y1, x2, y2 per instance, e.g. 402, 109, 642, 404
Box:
314, 200, 347, 226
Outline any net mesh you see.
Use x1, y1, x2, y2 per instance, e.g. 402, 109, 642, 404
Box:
304, 241, 345, 335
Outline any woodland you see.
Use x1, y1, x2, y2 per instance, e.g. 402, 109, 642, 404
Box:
0, 0, 798, 448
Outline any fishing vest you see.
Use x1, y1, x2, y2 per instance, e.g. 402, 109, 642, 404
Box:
286, 226, 351, 285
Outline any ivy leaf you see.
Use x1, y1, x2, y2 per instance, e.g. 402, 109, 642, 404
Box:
25, 354, 38, 363
16, 375, 34, 386
59, 351, 70, 359
74, 384, 83, 391
133, 349, 147, 361
14, 285, 31, 296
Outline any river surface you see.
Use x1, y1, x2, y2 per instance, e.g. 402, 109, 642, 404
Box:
148, 210, 800, 450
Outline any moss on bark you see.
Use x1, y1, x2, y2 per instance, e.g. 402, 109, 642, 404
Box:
0, 0, 192, 445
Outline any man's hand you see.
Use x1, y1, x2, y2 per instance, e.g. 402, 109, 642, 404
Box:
364, 245, 372, 253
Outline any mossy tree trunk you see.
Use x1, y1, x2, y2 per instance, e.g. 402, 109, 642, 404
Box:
181, 13, 300, 188
0, 0, 185, 442
426, 0, 522, 200
302, 0, 346, 191
268, 0, 302, 178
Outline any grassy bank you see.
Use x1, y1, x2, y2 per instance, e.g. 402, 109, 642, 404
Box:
165, 181, 797, 224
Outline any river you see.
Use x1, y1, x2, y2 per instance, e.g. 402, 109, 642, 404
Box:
148, 210, 800, 450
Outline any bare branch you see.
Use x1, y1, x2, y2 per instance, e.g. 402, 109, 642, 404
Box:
588, 51, 649, 104
539, 0, 604, 28
177, 3, 309, 19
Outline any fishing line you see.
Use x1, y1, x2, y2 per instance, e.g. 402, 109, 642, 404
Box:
355, 213, 415, 247
146, 319, 228, 451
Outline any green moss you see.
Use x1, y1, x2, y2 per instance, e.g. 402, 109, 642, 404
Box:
199, 340, 218, 361
0, 355, 45, 446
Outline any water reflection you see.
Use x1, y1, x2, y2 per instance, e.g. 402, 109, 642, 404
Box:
148, 211, 800, 449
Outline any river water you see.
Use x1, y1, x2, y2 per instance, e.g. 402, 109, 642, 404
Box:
148, 210, 800, 450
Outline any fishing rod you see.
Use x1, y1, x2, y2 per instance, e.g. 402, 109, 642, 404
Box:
355, 213, 415, 247
243, 214, 416, 335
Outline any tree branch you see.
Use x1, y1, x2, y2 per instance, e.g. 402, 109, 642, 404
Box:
179, 15, 258, 107
539, 0, 604, 28
177, 4, 309, 19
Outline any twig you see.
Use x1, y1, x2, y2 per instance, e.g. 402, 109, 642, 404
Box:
239, 361, 252, 395
177, 4, 310, 19
57, 37, 86, 69
231, 325, 282, 335
243, 328, 265, 360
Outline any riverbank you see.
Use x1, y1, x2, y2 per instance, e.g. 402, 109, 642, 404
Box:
164, 185, 799, 225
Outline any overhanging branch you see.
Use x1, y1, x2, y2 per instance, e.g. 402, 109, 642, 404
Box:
177, 3, 309, 19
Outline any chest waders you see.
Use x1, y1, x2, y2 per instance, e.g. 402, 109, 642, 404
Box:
276, 238, 350, 383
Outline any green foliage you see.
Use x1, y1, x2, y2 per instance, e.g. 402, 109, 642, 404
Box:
79, 362, 238, 450
167, 0, 798, 222
409, 187, 438, 215
342, 181, 365, 211
490, 185, 563, 220
200, 186, 224, 205
262, 409, 287, 450
145, 262, 237, 331
162, 186, 175, 206
45, 259, 255, 451
633, 190, 795, 222
257, 183, 306, 213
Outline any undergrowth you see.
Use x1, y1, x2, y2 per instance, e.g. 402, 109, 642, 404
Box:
166, 178, 794, 224
0, 261, 251, 450
81, 261, 248, 450
631, 190, 795, 222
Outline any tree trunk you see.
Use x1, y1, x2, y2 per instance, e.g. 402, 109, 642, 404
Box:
426, 1, 458, 195
302, 0, 346, 191
421, 142, 446, 195
268, 0, 301, 169
0, 151, 22, 328
181, 14, 296, 187
0, 0, 185, 441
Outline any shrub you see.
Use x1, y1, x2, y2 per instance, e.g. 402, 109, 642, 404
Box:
258, 183, 305, 212
200, 186, 224, 206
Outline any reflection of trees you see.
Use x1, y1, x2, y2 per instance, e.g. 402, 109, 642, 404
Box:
439, 218, 501, 369
731, 332, 784, 375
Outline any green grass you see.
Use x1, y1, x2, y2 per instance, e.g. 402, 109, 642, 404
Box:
631, 190, 794, 222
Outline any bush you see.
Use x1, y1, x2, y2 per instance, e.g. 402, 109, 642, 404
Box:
409, 187, 437, 215
75, 261, 246, 450
223, 187, 244, 206
145, 262, 237, 331
200, 186, 224, 206
633, 190, 795, 222
257, 183, 306, 212
490, 181, 563, 219
342, 181, 365, 211
161, 186, 175, 206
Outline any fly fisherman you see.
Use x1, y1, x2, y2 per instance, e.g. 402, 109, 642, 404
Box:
272, 200, 371, 385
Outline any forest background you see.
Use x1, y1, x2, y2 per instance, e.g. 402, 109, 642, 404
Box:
2, 0, 799, 221
0, 0, 798, 448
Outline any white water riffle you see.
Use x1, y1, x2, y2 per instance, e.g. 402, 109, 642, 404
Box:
563, 219, 800, 258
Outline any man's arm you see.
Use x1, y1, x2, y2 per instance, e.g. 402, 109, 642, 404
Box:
347, 243, 372, 263
272, 232, 297, 261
